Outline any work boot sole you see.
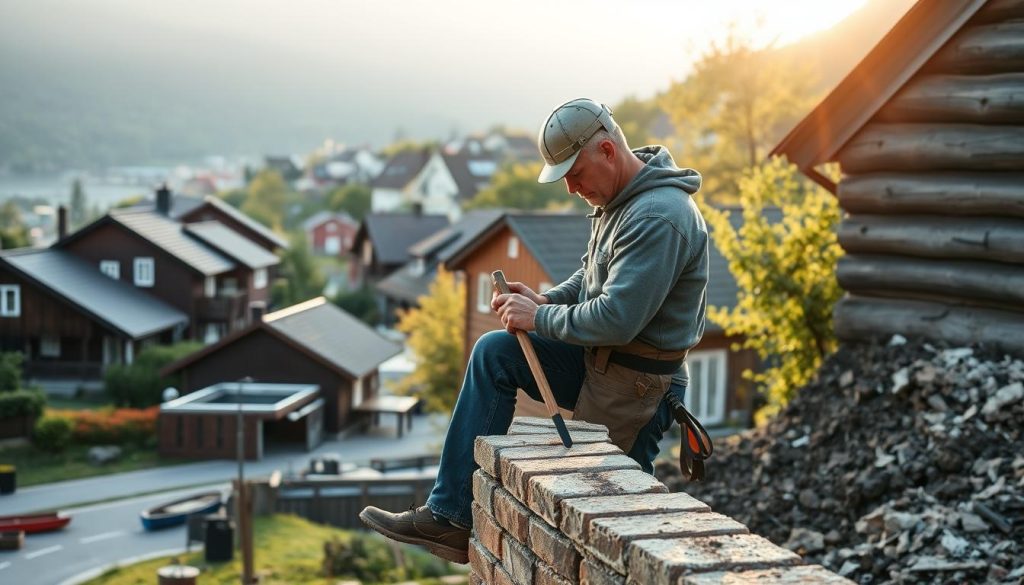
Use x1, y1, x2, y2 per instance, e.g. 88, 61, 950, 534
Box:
358, 509, 469, 564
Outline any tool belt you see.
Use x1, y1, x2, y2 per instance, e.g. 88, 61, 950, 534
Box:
588, 340, 688, 375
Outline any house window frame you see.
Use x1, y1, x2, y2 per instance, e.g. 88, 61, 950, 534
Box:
204, 276, 217, 298
134, 257, 155, 287
40, 335, 61, 358
253, 268, 268, 290
685, 349, 727, 425
99, 260, 120, 280
507, 236, 519, 259
476, 273, 492, 313
0, 285, 20, 317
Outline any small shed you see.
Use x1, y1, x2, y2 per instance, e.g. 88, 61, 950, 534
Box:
158, 382, 322, 460
772, 0, 1024, 355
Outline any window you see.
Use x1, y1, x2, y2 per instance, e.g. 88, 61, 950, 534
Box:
204, 276, 216, 298
253, 268, 268, 289
221, 277, 238, 295
40, 335, 60, 358
99, 260, 120, 279
0, 285, 20, 317
410, 258, 426, 277
324, 236, 341, 255
362, 241, 373, 266
476, 273, 492, 313
133, 257, 155, 287
507, 236, 519, 259
684, 350, 727, 425
352, 377, 364, 408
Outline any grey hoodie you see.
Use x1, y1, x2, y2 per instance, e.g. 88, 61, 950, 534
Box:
535, 146, 708, 382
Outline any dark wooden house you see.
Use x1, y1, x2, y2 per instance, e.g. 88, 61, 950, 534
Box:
56, 195, 278, 343
444, 211, 760, 427
0, 248, 187, 384
772, 0, 1024, 355
178, 195, 290, 253
161, 297, 401, 434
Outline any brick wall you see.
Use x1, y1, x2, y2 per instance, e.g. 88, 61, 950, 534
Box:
469, 417, 853, 585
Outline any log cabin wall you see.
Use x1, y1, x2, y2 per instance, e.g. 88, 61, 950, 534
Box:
832, 0, 1024, 355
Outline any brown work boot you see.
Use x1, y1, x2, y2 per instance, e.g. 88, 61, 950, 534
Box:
359, 505, 469, 564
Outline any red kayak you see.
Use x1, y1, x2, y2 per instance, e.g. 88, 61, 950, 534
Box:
0, 512, 71, 534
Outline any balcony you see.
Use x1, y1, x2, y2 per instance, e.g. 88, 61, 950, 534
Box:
195, 291, 249, 325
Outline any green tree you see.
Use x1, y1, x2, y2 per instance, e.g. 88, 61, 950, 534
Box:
466, 161, 584, 211
660, 32, 819, 203
104, 342, 204, 407
332, 286, 379, 326
613, 95, 665, 147
241, 169, 291, 230
328, 184, 372, 221
272, 234, 325, 307
0, 202, 30, 249
0, 352, 23, 392
70, 178, 87, 227
703, 158, 843, 422
394, 268, 464, 413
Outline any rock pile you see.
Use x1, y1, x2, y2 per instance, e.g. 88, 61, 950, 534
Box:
655, 337, 1024, 584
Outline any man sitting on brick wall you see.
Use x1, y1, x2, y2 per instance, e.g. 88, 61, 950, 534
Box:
361, 97, 709, 564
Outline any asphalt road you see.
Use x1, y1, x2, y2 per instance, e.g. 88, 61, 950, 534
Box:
1, 484, 229, 585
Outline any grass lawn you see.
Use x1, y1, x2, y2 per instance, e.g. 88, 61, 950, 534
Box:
0, 442, 181, 488
85, 514, 468, 585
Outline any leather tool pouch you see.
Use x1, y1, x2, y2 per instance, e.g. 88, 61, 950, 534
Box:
573, 347, 671, 453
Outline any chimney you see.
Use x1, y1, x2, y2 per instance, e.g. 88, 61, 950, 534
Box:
156, 183, 172, 216
57, 205, 68, 241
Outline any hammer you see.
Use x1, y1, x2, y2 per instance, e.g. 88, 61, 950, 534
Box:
491, 270, 573, 448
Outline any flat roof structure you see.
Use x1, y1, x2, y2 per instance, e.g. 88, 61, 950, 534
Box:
161, 382, 319, 417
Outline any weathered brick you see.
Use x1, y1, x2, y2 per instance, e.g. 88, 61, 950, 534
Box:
503, 532, 538, 585
494, 563, 517, 585
528, 469, 669, 527
475, 433, 611, 477
627, 534, 802, 585
678, 565, 856, 584
494, 487, 533, 544
561, 492, 710, 543
589, 511, 748, 573
529, 515, 582, 582
469, 538, 498, 584
580, 558, 626, 585
472, 501, 505, 560
510, 416, 608, 433
473, 469, 499, 516
504, 454, 640, 501
500, 441, 623, 466
537, 561, 575, 585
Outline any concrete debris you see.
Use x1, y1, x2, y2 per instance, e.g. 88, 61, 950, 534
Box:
656, 340, 1023, 585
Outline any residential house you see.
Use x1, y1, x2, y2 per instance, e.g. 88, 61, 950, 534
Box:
444, 210, 763, 427
56, 191, 279, 343
161, 297, 401, 435
771, 0, 1024, 355
349, 211, 449, 291
178, 195, 289, 253
375, 209, 504, 319
310, 147, 385, 190
0, 247, 187, 387
370, 149, 432, 214
371, 148, 499, 221
264, 155, 304, 183
302, 211, 358, 257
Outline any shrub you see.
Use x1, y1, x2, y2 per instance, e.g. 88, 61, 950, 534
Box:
104, 342, 203, 407
0, 352, 23, 392
33, 416, 73, 452
322, 532, 449, 581
0, 389, 46, 419
48, 406, 158, 445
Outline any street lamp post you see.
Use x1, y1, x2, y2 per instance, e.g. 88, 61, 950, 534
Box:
237, 377, 255, 584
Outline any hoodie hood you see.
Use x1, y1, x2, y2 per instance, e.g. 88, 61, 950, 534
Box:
604, 145, 701, 213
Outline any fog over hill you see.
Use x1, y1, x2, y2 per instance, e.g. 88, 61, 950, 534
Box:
0, 0, 913, 171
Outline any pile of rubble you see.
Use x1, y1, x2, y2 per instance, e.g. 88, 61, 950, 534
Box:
655, 337, 1024, 584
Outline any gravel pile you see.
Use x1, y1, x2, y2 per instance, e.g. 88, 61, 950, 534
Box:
655, 337, 1024, 584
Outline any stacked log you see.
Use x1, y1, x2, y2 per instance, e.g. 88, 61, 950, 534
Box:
833, 3, 1024, 349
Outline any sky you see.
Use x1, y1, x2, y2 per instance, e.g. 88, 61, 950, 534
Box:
0, 0, 871, 155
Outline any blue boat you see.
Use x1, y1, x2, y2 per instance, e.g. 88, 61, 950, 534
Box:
140, 491, 222, 531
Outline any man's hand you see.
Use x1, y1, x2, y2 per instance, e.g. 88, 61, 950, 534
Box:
492, 281, 548, 334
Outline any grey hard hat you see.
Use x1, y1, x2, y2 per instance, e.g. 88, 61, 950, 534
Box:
537, 98, 617, 183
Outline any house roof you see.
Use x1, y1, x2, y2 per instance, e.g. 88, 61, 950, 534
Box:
372, 150, 432, 190
0, 248, 188, 339
770, 0, 989, 190
376, 209, 505, 304
441, 152, 499, 202
163, 296, 401, 379
189, 196, 290, 250
506, 214, 591, 282
301, 210, 357, 232
264, 298, 402, 378
356, 212, 450, 266
108, 208, 236, 276
183, 221, 280, 269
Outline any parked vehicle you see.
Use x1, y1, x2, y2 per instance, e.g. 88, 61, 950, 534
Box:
140, 491, 222, 531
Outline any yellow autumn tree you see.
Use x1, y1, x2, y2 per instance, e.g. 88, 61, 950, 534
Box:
395, 267, 466, 413
703, 157, 843, 422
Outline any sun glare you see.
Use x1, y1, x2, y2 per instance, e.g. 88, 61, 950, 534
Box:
725, 0, 870, 47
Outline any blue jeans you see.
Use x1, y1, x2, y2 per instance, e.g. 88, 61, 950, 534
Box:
426, 330, 685, 526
